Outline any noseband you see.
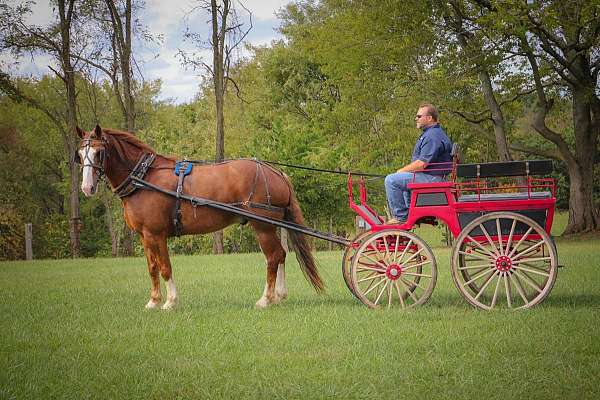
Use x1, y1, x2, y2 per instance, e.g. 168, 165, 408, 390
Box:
75, 138, 108, 179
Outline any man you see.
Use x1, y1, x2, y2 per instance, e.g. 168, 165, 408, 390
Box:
384, 103, 453, 224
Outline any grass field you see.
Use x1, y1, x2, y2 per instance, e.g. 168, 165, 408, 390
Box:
1, 227, 599, 399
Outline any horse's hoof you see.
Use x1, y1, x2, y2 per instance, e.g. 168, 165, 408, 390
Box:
161, 300, 177, 310
145, 300, 160, 310
275, 290, 288, 300
255, 297, 270, 309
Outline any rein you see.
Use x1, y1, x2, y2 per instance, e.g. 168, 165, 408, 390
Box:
183, 158, 386, 178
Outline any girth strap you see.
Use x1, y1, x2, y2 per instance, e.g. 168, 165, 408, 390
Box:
172, 161, 193, 236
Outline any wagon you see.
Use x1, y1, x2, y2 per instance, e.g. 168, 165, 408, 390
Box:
343, 156, 559, 310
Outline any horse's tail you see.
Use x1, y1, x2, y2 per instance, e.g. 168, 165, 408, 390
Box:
283, 186, 325, 293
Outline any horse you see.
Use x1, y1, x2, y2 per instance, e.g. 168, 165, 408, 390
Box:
75, 125, 323, 310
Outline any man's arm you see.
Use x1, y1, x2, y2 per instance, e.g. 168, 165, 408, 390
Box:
397, 159, 427, 173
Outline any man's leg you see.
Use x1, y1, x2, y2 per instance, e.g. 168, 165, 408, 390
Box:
384, 172, 414, 221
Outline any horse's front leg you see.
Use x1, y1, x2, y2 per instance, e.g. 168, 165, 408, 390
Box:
141, 232, 178, 310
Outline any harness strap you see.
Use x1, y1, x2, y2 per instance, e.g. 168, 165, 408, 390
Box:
114, 153, 156, 198
172, 161, 192, 236
230, 201, 286, 214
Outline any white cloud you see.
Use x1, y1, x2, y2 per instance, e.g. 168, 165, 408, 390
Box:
5, 0, 292, 104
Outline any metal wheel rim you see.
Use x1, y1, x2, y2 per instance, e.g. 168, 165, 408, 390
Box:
451, 211, 558, 310
350, 230, 437, 309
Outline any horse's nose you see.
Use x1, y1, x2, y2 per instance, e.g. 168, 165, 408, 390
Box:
81, 184, 95, 197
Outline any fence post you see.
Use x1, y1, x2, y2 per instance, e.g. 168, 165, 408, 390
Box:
25, 223, 33, 260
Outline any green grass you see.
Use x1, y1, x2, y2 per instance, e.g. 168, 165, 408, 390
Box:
1, 233, 599, 399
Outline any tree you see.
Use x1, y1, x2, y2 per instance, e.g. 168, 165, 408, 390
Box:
0, 0, 87, 256
180, 0, 252, 253
458, 0, 600, 233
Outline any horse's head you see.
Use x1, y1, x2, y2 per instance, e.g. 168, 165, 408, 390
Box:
75, 124, 107, 197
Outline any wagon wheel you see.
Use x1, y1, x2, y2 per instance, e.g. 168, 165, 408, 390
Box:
342, 231, 372, 296
350, 230, 437, 309
451, 212, 557, 310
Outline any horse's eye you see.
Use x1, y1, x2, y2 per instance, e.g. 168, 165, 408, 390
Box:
73, 152, 81, 164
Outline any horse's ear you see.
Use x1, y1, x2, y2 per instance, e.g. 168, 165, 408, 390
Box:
94, 124, 102, 138
76, 126, 85, 138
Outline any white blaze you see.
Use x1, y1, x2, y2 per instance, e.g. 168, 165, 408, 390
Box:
80, 146, 98, 196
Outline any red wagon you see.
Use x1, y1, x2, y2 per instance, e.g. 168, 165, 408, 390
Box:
343, 157, 559, 310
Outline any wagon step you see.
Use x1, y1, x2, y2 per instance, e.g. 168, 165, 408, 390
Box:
132, 176, 351, 246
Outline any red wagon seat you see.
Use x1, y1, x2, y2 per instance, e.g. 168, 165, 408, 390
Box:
457, 191, 552, 202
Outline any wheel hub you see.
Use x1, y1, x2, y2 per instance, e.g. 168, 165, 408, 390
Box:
386, 264, 403, 280
495, 255, 513, 272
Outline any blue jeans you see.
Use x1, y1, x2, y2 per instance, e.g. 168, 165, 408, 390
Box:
384, 172, 444, 220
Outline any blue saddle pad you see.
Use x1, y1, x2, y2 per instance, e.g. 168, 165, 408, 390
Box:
174, 161, 193, 176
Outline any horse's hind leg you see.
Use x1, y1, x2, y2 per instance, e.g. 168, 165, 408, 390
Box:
141, 232, 178, 310
254, 225, 287, 308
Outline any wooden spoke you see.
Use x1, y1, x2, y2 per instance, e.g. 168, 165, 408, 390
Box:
401, 277, 426, 291
474, 271, 497, 301
361, 252, 388, 270
507, 227, 534, 258
504, 273, 512, 308
513, 241, 545, 260
504, 219, 518, 256
394, 281, 406, 309
373, 280, 390, 306
393, 234, 401, 263
512, 270, 542, 294
512, 273, 531, 306
397, 239, 413, 264
466, 235, 496, 257
514, 256, 553, 264
356, 264, 386, 273
458, 250, 491, 262
401, 247, 425, 265
401, 259, 432, 271
479, 224, 500, 256
490, 272, 503, 308
458, 262, 495, 271
356, 273, 381, 284
463, 268, 494, 286
387, 281, 393, 309
402, 271, 432, 278
496, 218, 503, 254
399, 278, 420, 303
363, 276, 387, 297
513, 265, 550, 277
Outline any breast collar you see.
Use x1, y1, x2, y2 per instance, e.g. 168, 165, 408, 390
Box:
113, 153, 156, 198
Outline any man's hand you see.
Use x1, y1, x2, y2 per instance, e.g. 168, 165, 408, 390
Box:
397, 159, 427, 173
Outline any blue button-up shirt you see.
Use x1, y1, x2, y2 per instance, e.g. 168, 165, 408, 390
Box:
411, 124, 453, 175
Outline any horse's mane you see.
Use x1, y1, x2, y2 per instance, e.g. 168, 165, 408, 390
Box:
103, 128, 155, 154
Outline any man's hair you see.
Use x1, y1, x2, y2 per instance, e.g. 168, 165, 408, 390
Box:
419, 103, 439, 122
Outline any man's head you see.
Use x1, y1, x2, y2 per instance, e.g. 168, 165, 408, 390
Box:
415, 103, 439, 129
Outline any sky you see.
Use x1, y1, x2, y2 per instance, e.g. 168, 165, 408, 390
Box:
7, 0, 292, 104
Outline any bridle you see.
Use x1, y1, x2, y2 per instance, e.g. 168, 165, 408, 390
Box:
75, 137, 108, 179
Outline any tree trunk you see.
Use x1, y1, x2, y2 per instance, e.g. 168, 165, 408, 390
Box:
58, 0, 81, 257
563, 85, 599, 233
105, 0, 136, 255
210, 0, 228, 255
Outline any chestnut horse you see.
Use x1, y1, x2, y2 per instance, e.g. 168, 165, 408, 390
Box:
76, 125, 323, 310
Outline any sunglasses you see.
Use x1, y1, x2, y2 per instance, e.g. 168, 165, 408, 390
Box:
415, 114, 429, 119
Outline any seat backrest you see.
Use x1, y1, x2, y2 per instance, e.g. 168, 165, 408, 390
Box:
456, 159, 553, 178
